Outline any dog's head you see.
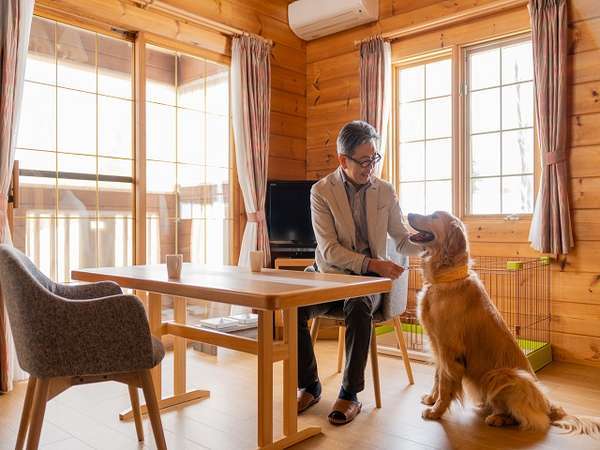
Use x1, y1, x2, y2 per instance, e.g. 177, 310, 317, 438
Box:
407, 211, 469, 268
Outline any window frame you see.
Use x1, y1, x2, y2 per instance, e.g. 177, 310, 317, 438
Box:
391, 31, 539, 221
391, 49, 456, 215
462, 33, 538, 219
15, 16, 137, 280
142, 39, 235, 266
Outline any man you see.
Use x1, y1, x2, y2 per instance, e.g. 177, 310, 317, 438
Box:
297, 120, 423, 425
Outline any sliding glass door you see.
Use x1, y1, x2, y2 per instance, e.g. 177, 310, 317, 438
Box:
145, 44, 232, 267
14, 17, 134, 281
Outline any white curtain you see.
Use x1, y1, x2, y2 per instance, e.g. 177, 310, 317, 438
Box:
231, 34, 272, 270
0, 0, 34, 392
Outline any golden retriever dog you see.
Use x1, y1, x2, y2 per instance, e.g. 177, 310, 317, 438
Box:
407, 211, 600, 436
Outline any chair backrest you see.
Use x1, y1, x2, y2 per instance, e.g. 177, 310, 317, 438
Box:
379, 238, 409, 321
304, 264, 317, 273
0, 244, 71, 375
305, 242, 408, 322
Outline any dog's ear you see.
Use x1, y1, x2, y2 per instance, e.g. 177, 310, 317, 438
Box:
444, 220, 467, 260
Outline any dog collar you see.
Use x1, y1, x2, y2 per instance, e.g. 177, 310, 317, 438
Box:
432, 265, 470, 283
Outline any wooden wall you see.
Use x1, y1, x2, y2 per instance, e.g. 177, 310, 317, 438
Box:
305, 0, 600, 366
35, 0, 306, 182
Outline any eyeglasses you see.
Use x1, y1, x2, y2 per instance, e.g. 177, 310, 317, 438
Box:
344, 152, 382, 168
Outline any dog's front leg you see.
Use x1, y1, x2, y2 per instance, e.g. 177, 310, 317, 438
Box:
422, 357, 465, 420
422, 372, 459, 420
421, 367, 439, 406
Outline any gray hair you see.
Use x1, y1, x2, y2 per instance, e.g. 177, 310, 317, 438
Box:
336, 120, 379, 157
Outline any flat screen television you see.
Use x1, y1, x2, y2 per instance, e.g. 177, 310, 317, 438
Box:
266, 180, 316, 247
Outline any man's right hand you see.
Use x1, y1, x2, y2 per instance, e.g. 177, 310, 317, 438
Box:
367, 259, 404, 279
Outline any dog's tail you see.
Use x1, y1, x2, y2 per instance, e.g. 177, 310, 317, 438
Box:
483, 368, 600, 437
482, 368, 551, 432
550, 406, 600, 438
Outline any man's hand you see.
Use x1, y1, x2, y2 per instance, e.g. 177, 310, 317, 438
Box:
368, 259, 404, 279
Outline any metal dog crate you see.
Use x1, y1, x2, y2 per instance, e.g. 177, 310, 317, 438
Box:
378, 256, 552, 372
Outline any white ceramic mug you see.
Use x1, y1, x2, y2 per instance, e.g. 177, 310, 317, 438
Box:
166, 254, 183, 279
249, 250, 264, 273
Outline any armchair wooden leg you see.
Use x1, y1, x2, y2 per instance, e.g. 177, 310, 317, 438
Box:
393, 317, 414, 385
336, 326, 345, 373
128, 385, 144, 442
370, 327, 382, 408
15, 377, 37, 450
140, 369, 167, 450
26, 377, 49, 450
309, 317, 321, 345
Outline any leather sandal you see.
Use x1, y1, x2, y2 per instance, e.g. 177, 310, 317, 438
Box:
297, 389, 320, 413
328, 398, 362, 425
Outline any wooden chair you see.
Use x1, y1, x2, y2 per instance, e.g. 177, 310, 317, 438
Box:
307, 239, 415, 408
310, 315, 414, 408
0, 245, 167, 450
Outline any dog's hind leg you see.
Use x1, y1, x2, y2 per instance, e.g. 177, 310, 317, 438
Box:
549, 404, 566, 421
475, 403, 493, 417
421, 368, 439, 406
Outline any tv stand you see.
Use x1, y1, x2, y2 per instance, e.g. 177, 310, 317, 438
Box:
274, 258, 315, 270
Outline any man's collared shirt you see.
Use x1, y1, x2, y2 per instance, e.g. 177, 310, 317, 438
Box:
339, 168, 372, 274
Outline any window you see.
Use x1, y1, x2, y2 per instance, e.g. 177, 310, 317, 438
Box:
393, 35, 535, 217
467, 40, 534, 215
145, 45, 232, 266
14, 17, 134, 281
396, 58, 453, 214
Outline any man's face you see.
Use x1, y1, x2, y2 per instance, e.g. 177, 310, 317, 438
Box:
338, 142, 377, 185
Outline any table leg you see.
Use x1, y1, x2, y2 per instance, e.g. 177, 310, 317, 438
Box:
257, 308, 321, 450
283, 307, 297, 435
257, 310, 274, 447
173, 296, 187, 395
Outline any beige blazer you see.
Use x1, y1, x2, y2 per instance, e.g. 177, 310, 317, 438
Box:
311, 167, 422, 276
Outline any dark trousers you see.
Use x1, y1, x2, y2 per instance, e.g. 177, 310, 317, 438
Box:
297, 294, 381, 394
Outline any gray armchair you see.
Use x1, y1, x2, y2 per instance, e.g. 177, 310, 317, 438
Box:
308, 238, 415, 408
0, 244, 167, 450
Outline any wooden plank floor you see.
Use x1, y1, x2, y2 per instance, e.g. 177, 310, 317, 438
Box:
1, 341, 599, 449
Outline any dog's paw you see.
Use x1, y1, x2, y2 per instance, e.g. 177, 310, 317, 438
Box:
421, 394, 436, 406
422, 408, 442, 420
485, 414, 516, 427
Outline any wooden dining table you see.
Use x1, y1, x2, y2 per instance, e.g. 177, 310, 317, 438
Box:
71, 264, 391, 450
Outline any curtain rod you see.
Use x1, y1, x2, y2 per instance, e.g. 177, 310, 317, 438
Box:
353, 0, 528, 47
132, 0, 273, 46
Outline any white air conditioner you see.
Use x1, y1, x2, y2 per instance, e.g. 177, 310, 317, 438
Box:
288, 0, 379, 41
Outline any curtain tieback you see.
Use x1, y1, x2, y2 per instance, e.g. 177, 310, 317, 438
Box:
247, 210, 266, 223
0, 197, 8, 240
543, 151, 566, 165
0, 196, 8, 219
